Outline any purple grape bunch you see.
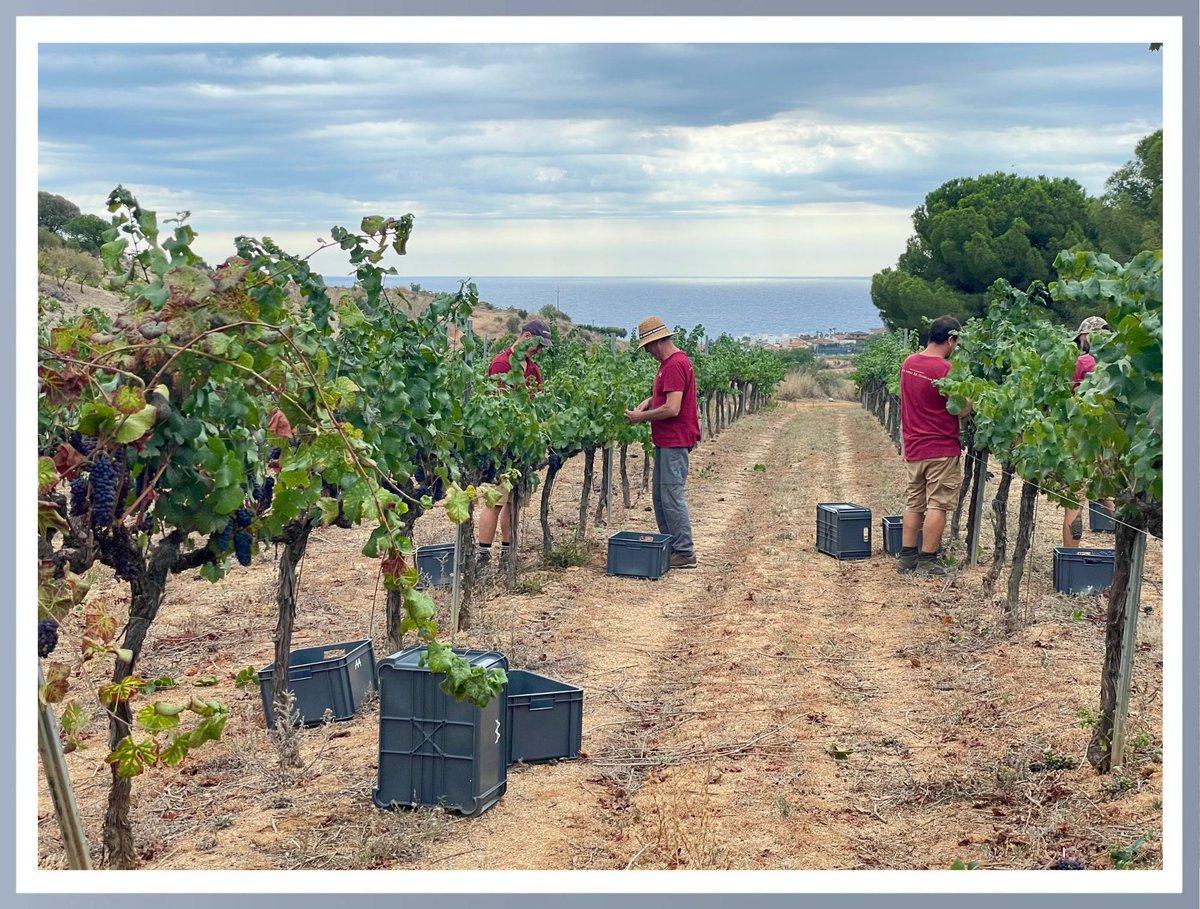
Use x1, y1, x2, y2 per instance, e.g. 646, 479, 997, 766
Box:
38, 619, 59, 659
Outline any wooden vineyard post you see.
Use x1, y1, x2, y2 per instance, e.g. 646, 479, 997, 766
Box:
966, 450, 989, 566
1110, 531, 1148, 768
450, 519, 466, 634
37, 665, 92, 869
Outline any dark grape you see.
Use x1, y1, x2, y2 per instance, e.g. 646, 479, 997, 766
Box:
69, 477, 89, 516
548, 450, 562, 471
234, 507, 253, 529
269, 447, 282, 461
211, 517, 234, 552
1048, 858, 1085, 870
233, 531, 253, 566
256, 475, 275, 510
98, 526, 141, 582
89, 453, 119, 530
430, 477, 445, 503
38, 619, 59, 658
69, 432, 97, 455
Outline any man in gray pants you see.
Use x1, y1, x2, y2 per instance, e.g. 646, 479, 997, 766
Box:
625, 316, 701, 569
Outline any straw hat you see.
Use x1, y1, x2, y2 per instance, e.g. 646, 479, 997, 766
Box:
1072, 316, 1108, 340
636, 316, 673, 349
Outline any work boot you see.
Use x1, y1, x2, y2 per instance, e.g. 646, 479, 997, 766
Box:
914, 551, 948, 577
669, 551, 698, 569
897, 546, 919, 574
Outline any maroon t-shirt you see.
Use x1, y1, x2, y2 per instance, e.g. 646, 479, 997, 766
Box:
900, 353, 961, 462
650, 350, 701, 449
488, 345, 543, 392
1071, 353, 1096, 391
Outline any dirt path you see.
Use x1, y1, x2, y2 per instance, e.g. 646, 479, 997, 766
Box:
38, 401, 1164, 873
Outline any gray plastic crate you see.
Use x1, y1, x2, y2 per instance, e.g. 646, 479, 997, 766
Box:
606, 531, 672, 579
816, 503, 872, 560
1053, 548, 1115, 596
374, 646, 508, 818
506, 670, 583, 765
257, 639, 377, 728
415, 543, 456, 588
880, 515, 922, 556
1088, 501, 1116, 533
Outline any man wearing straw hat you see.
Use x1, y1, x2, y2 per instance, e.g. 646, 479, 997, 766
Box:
625, 316, 701, 569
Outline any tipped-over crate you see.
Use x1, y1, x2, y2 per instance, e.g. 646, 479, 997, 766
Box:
257, 639, 377, 728
606, 531, 672, 579
816, 503, 872, 560
373, 647, 508, 818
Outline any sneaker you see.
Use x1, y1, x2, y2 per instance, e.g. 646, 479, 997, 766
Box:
897, 548, 919, 574
914, 557, 948, 578
669, 551, 698, 569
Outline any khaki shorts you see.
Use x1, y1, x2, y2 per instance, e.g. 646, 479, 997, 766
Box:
905, 456, 962, 514
480, 486, 513, 508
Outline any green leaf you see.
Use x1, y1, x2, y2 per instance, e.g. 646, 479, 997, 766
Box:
444, 483, 474, 525
115, 403, 158, 444
158, 736, 190, 768
234, 666, 259, 688
136, 704, 181, 732
106, 736, 158, 778
100, 237, 128, 272
316, 496, 342, 526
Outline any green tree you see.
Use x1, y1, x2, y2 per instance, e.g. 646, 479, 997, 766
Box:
872, 173, 1099, 330
63, 213, 110, 254
1092, 130, 1162, 262
38, 191, 81, 235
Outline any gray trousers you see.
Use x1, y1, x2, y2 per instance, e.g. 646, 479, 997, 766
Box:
652, 446, 694, 555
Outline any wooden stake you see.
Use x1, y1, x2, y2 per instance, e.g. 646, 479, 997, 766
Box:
1111, 531, 1147, 768
37, 665, 92, 869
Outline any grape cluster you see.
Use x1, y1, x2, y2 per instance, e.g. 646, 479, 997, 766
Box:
38, 619, 59, 659
99, 526, 141, 582
233, 531, 253, 566
234, 507, 253, 529
211, 517, 234, 552
68, 432, 97, 455
1048, 858, 1085, 870
548, 450, 562, 471
69, 477, 89, 516
269, 446, 282, 461
88, 453, 120, 531
256, 476, 275, 511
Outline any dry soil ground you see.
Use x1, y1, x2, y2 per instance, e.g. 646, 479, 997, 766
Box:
37, 401, 1165, 874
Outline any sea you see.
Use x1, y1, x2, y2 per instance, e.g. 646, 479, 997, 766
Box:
320, 275, 880, 343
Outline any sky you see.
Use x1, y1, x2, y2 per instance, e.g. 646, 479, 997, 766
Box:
37, 40, 1163, 278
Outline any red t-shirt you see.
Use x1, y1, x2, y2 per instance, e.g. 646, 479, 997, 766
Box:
899, 353, 961, 462
650, 351, 701, 449
488, 345, 543, 392
1071, 353, 1096, 391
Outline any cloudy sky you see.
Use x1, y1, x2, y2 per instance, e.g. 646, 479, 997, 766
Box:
37, 41, 1163, 277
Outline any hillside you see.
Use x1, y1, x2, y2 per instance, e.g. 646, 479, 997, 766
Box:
37, 272, 595, 346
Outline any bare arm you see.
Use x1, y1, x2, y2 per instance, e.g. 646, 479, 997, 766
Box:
626, 391, 682, 423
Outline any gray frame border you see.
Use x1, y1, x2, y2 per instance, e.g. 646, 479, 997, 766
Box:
7, 2, 1195, 908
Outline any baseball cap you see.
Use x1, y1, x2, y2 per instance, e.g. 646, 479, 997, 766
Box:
1072, 316, 1108, 340
521, 318, 553, 348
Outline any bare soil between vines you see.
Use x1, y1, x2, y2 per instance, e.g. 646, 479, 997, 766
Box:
38, 402, 1164, 874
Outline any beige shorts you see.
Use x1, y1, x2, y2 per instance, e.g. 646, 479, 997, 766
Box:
479, 484, 511, 508
905, 456, 962, 514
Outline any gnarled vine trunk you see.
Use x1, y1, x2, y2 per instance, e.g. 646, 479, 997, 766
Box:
541, 457, 563, 557
576, 447, 595, 541
1003, 480, 1038, 632
269, 514, 314, 768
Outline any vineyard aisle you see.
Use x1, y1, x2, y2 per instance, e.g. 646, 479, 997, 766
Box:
412, 400, 1161, 872
39, 402, 1162, 873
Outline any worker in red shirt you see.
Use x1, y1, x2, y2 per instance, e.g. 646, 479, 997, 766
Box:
1062, 316, 1113, 546
477, 318, 554, 565
625, 316, 701, 569
898, 315, 972, 577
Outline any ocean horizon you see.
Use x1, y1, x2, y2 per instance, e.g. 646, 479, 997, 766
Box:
320, 275, 882, 340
